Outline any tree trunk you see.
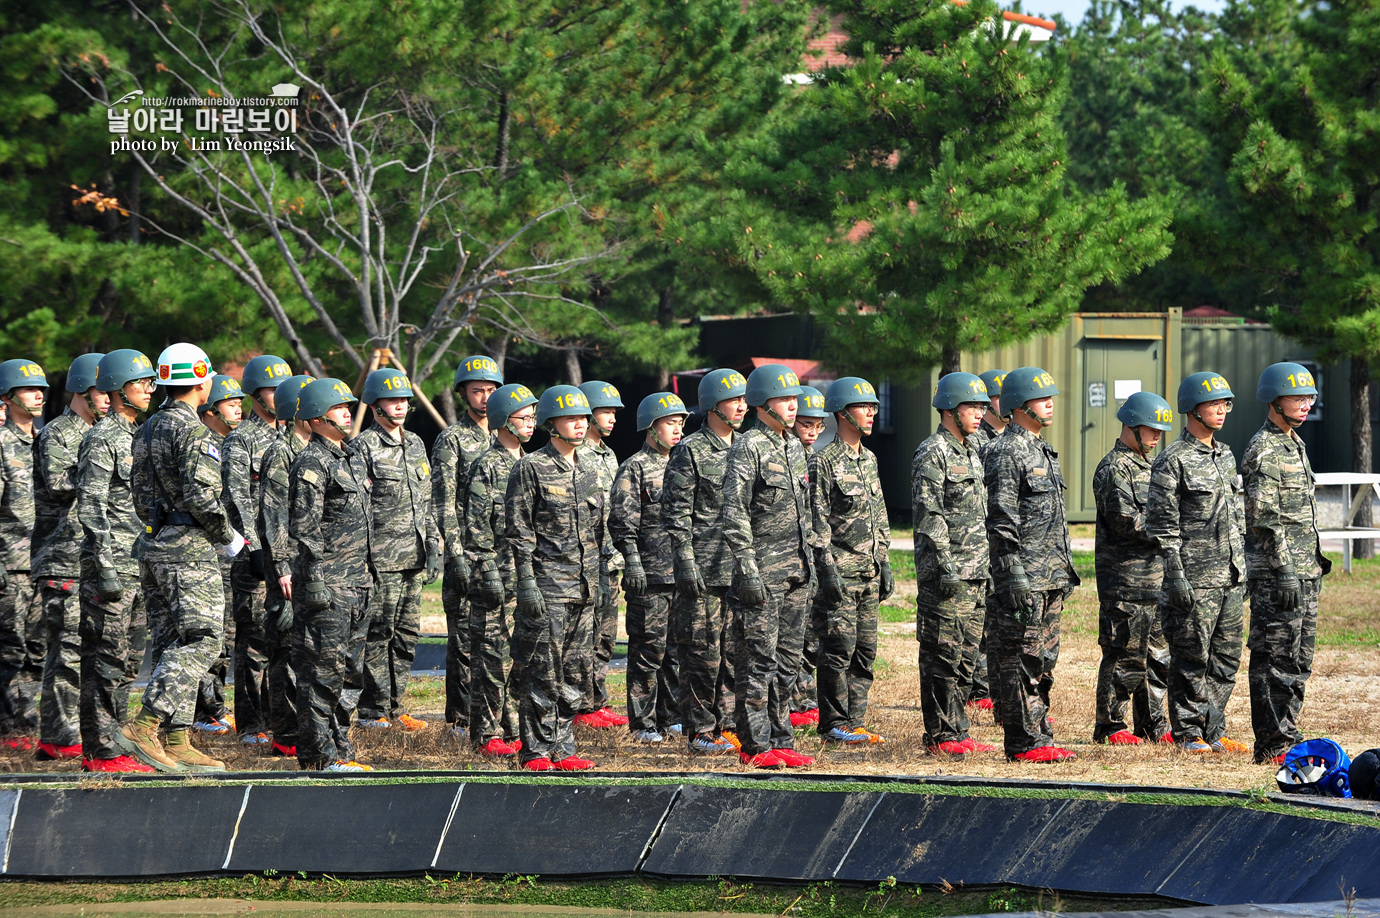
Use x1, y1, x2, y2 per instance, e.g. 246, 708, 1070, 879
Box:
1353, 356, 1374, 559
436, 384, 457, 427
656, 282, 674, 388
564, 347, 583, 386
941, 342, 961, 377
493, 91, 510, 179
127, 164, 141, 245
492, 334, 509, 378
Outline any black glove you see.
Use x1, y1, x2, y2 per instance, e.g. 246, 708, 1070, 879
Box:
516, 576, 546, 619
97, 568, 123, 603
818, 564, 846, 604
1164, 564, 1195, 612
674, 553, 704, 599
424, 547, 442, 586
477, 566, 504, 606
622, 549, 647, 597
734, 568, 766, 606
248, 548, 266, 582
598, 569, 611, 609
446, 553, 470, 597
1276, 563, 1301, 612
1006, 563, 1034, 623
937, 558, 961, 600
879, 559, 895, 601
304, 579, 332, 612
273, 598, 294, 634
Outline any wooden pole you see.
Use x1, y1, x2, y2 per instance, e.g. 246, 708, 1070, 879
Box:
385, 351, 448, 430
352, 348, 384, 431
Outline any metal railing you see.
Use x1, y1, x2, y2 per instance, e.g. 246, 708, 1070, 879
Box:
1314, 472, 1380, 573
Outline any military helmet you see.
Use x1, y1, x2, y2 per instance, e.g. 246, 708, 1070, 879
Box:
796, 386, 827, 419
698, 368, 747, 413
154, 343, 213, 386
295, 377, 357, 421
241, 354, 292, 393
1177, 371, 1234, 413
745, 363, 803, 407
206, 374, 244, 406
999, 367, 1058, 417
274, 375, 315, 422
1117, 391, 1173, 431
361, 368, 414, 404
578, 380, 624, 410
66, 353, 105, 393
932, 372, 988, 411
453, 354, 502, 390
1257, 362, 1317, 402
826, 377, 880, 413
488, 383, 539, 427
636, 392, 689, 431
535, 384, 591, 426
978, 369, 1007, 398
95, 349, 156, 393
0, 358, 49, 397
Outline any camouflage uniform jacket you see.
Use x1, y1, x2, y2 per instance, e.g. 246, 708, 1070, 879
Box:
258, 430, 308, 582
984, 423, 1076, 590
77, 413, 141, 579
463, 443, 521, 588
221, 411, 277, 549
31, 407, 90, 579
0, 419, 35, 573
1145, 428, 1246, 588
1242, 422, 1324, 580
578, 437, 623, 573
609, 444, 675, 585
811, 437, 889, 580
718, 425, 811, 584
431, 413, 492, 569
1092, 440, 1161, 597
970, 418, 1004, 454
348, 425, 438, 572
661, 427, 735, 588
288, 434, 373, 584
132, 398, 234, 564
505, 443, 608, 602
911, 426, 987, 581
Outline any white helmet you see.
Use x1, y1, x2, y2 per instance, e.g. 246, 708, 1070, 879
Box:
155, 343, 214, 386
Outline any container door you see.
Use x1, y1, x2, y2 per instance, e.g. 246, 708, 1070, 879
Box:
1080, 339, 1162, 515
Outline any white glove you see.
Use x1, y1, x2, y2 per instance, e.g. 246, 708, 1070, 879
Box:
223, 529, 247, 559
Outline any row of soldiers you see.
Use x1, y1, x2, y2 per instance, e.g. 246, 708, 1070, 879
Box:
915, 363, 1325, 764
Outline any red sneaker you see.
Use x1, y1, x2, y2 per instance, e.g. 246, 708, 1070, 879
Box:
271, 740, 297, 757
928, 740, 971, 756
1, 736, 34, 752
740, 750, 784, 769
508, 739, 523, 752
1013, 746, 1076, 763
771, 748, 815, 767
959, 738, 997, 753
36, 742, 82, 761
968, 698, 994, 711
573, 711, 614, 728
554, 755, 596, 771
1159, 731, 1175, 744
598, 707, 630, 726
1106, 730, 1143, 746
480, 736, 519, 757
523, 757, 555, 771
82, 755, 155, 774
788, 711, 813, 727
1271, 752, 1286, 765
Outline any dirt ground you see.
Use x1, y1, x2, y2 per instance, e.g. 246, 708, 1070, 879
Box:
4, 544, 1377, 792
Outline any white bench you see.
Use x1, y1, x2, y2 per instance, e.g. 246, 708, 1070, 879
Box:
1314, 472, 1380, 573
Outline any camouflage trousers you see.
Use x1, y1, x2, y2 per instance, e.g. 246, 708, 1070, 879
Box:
231, 558, 269, 735
792, 622, 818, 713
1247, 577, 1320, 762
194, 559, 234, 725
1094, 595, 1169, 742
990, 587, 1064, 758
359, 570, 423, 722
0, 574, 42, 733
673, 586, 735, 740
141, 559, 225, 730
292, 584, 369, 770
588, 582, 621, 712
976, 582, 1002, 723
442, 570, 470, 728
731, 578, 808, 756
263, 572, 299, 743
469, 592, 517, 744
917, 579, 984, 745
967, 634, 991, 702
626, 586, 680, 733
78, 571, 146, 760
38, 579, 81, 747
514, 599, 594, 765
1162, 585, 1244, 745
813, 575, 879, 735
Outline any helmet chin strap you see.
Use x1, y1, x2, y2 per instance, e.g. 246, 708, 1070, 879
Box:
1131, 426, 1149, 457
650, 428, 675, 454
840, 409, 868, 436
764, 405, 790, 430
712, 406, 742, 431
547, 421, 584, 447
594, 417, 614, 437
253, 392, 277, 421
1272, 399, 1304, 428
372, 404, 408, 430
82, 391, 103, 418
504, 419, 533, 443
1022, 404, 1051, 427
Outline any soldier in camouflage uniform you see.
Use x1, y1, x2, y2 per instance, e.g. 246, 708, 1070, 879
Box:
431, 355, 501, 736
965, 368, 1007, 711
77, 350, 157, 773
1244, 363, 1331, 764
787, 385, 827, 725
719, 364, 816, 770
114, 343, 233, 773
32, 353, 105, 760
575, 380, 629, 727
222, 355, 292, 746
351, 368, 440, 731
985, 367, 1079, 763
912, 373, 994, 755
0, 359, 47, 743
1092, 391, 1174, 746
665, 369, 747, 754
192, 375, 244, 735
1146, 371, 1249, 755
288, 378, 374, 772
256, 374, 315, 758
506, 385, 607, 771
463, 383, 538, 757
612, 392, 689, 743
811, 377, 891, 745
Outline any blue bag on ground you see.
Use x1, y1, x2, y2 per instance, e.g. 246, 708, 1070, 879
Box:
1275, 738, 1351, 798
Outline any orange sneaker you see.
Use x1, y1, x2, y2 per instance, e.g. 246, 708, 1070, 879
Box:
1212, 737, 1249, 754
718, 731, 742, 751
856, 728, 887, 745
397, 713, 428, 732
